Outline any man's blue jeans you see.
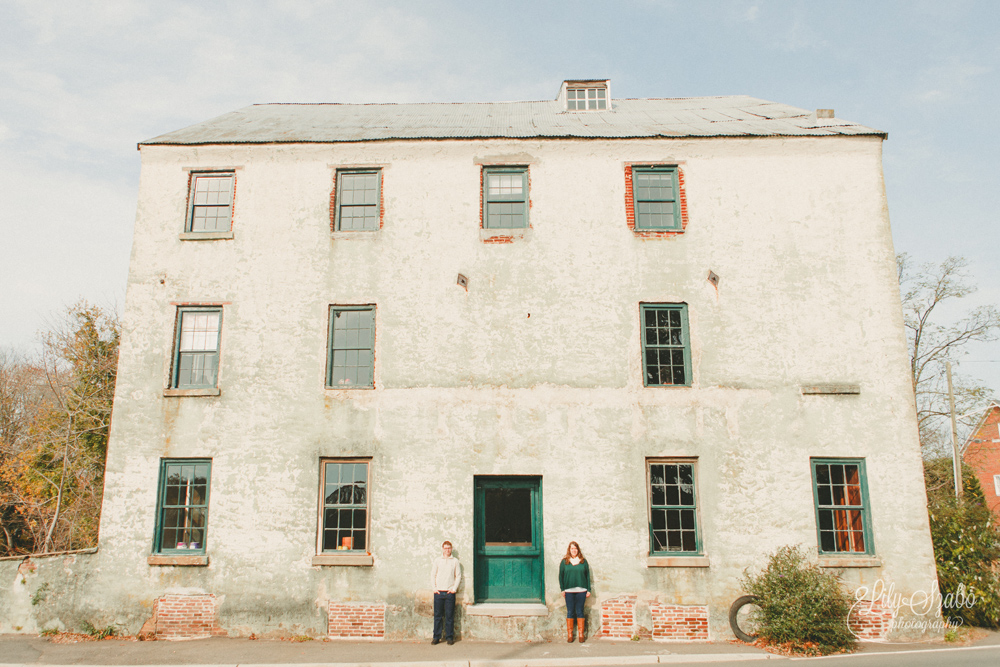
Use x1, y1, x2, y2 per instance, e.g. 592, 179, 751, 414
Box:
433, 591, 455, 641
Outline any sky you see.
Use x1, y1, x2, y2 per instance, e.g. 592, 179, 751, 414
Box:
0, 0, 997, 409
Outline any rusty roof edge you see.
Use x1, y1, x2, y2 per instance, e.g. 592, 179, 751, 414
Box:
138, 131, 888, 148
245, 95, 761, 107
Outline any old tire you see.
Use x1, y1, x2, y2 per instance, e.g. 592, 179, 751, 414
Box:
729, 595, 759, 642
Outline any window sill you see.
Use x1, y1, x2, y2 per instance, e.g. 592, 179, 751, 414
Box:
312, 553, 374, 567
179, 232, 233, 241
818, 556, 882, 568
633, 228, 683, 234
647, 556, 710, 568
163, 388, 220, 397
331, 231, 379, 240
801, 384, 861, 395
148, 554, 209, 566
480, 228, 531, 243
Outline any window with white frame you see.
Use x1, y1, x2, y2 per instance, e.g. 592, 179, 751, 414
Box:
566, 87, 607, 110
171, 307, 222, 389
187, 173, 234, 233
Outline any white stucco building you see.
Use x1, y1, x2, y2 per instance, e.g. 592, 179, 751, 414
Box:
2, 81, 938, 642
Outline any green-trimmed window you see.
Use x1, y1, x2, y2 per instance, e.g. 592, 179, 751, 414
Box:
320, 460, 369, 552
172, 307, 222, 389
327, 306, 375, 388
483, 167, 528, 229
154, 459, 211, 554
187, 173, 234, 232
811, 458, 873, 555
335, 170, 381, 231
641, 304, 691, 387
632, 167, 681, 230
648, 460, 701, 555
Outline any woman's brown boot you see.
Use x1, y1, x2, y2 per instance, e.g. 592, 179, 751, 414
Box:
577, 618, 586, 643
567, 619, 575, 642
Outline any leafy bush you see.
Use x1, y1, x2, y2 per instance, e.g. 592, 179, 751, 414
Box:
924, 458, 1000, 628
742, 545, 856, 654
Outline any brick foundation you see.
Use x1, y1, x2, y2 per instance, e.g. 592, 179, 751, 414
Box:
649, 602, 709, 641
848, 600, 894, 640
600, 595, 637, 638
327, 601, 386, 639
154, 594, 226, 639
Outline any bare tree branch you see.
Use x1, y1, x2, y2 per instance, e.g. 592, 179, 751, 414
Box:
898, 255, 1000, 456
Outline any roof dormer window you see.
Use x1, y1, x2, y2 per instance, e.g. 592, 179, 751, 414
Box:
559, 79, 610, 111
567, 87, 606, 110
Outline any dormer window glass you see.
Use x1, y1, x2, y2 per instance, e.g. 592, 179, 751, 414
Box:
567, 87, 607, 110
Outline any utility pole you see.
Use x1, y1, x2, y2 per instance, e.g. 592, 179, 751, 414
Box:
947, 361, 963, 500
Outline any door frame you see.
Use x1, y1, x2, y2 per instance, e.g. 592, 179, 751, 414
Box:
473, 475, 544, 603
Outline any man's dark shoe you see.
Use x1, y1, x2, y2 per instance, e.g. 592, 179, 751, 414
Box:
447, 639, 454, 645
431, 638, 440, 645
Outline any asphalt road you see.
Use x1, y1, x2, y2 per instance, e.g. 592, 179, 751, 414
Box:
2, 633, 1000, 667
594, 644, 1000, 667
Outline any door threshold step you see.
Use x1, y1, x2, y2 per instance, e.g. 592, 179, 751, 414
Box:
466, 602, 549, 617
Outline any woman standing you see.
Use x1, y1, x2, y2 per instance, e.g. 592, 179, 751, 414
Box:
558, 541, 591, 642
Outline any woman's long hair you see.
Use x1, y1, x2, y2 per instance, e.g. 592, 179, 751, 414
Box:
562, 541, 585, 564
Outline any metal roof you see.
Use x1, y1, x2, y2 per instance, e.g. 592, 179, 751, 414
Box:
141, 96, 885, 146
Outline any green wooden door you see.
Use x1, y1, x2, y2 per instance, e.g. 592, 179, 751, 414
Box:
473, 476, 544, 603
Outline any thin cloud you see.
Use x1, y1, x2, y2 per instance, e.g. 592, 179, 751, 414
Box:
913, 60, 991, 105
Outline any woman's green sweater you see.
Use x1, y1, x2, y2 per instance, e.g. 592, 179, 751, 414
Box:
558, 559, 591, 591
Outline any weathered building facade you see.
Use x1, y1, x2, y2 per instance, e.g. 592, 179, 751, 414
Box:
2, 81, 939, 641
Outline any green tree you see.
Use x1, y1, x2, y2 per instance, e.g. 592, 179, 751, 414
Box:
0, 303, 119, 555
924, 458, 1000, 628
0, 349, 40, 553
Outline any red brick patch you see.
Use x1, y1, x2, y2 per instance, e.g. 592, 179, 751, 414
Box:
327, 601, 386, 639
600, 595, 637, 638
154, 594, 226, 640
848, 600, 894, 640
648, 602, 709, 641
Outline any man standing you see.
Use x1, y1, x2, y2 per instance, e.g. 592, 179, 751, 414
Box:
430, 540, 461, 645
